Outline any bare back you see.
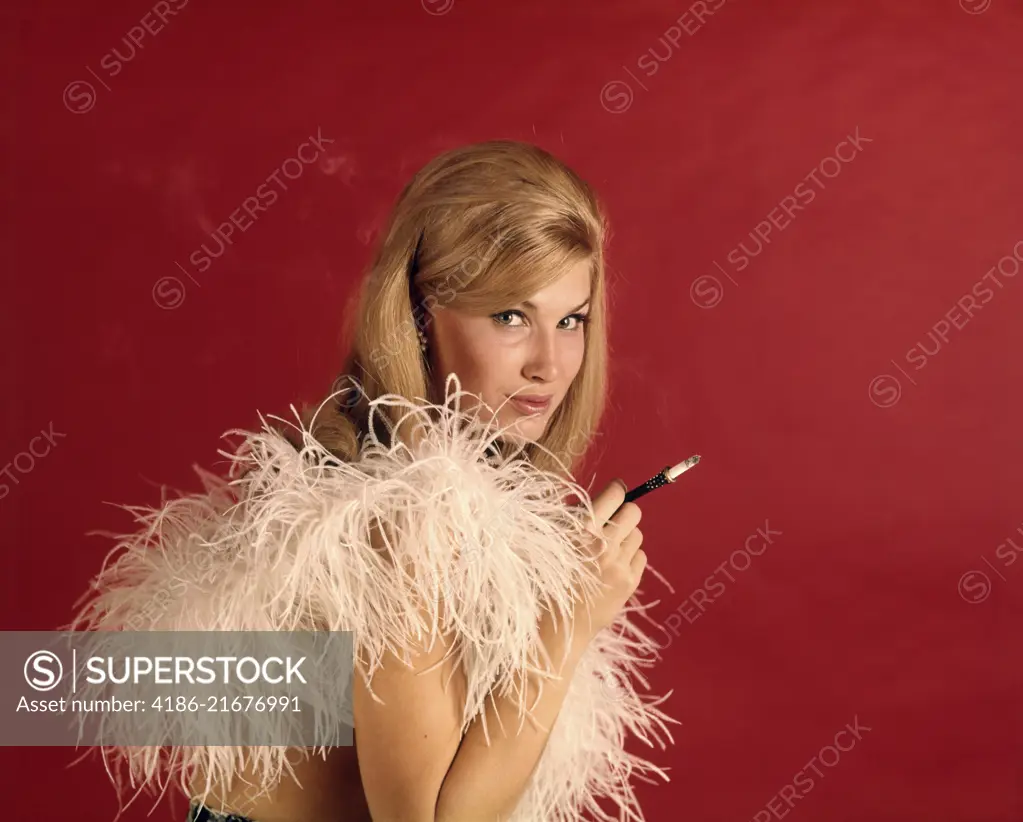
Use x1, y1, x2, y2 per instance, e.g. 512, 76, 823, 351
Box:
188, 741, 371, 822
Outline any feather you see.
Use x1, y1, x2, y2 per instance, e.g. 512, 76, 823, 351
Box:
66, 374, 677, 820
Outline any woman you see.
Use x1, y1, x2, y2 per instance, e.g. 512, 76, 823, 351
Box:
71, 140, 675, 821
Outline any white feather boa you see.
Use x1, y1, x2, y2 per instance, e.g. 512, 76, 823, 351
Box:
69, 375, 677, 821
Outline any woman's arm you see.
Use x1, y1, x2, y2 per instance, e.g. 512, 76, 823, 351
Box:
355, 479, 637, 821
352, 618, 468, 822
433, 608, 591, 822
434, 479, 643, 821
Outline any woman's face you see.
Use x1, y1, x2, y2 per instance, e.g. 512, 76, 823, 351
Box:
428, 257, 592, 442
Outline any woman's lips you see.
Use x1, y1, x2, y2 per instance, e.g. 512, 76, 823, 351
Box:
508, 396, 551, 415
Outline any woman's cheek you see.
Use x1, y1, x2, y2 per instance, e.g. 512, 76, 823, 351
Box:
563, 337, 587, 378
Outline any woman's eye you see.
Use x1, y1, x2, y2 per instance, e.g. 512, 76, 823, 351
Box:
492, 311, 589, 329
492, 310, 525, 327
559, 313, 590, 331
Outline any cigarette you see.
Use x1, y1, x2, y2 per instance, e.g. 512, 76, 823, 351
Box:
623, 455, 701, 503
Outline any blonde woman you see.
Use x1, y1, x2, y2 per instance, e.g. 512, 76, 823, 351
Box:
71, 140, 676, 822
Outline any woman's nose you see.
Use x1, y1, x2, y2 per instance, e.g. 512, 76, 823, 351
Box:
522, 332, 559, 383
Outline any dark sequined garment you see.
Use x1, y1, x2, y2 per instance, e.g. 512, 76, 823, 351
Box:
187, 804, 256, 822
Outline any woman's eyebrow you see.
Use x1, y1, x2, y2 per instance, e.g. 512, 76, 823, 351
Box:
521, 296, 592, 313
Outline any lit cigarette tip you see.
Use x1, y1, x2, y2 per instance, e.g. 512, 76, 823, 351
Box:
666, 454, 701, 481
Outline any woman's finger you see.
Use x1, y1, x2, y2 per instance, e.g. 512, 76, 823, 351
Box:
591, 479, 627, 527
620, 527, 644, 559
604, 501, 641, 543
630, 548, 647, 576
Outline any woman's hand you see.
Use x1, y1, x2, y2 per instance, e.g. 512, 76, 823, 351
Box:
572, 478, 646, 640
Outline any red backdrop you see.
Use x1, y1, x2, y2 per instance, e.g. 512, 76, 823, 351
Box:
3, 1, 1021, 820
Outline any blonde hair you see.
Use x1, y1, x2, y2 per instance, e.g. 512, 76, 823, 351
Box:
292, 139, 609, 476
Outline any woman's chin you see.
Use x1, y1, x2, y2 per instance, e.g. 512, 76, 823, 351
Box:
498, 413, 546, 444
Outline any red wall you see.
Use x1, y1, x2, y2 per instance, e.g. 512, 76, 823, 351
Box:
3, 1, 1021, 819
